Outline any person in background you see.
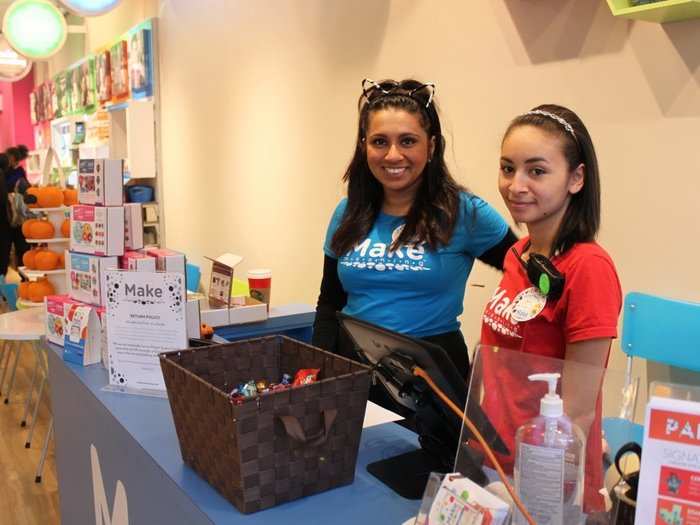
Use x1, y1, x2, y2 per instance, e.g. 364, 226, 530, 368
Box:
0, 154, 12, 278
312, 78, 517, 381
5, 145, 29, 193
479, 104, 622, 514
5, 145, 30, 269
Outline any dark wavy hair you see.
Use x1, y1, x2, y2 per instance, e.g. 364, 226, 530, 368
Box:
503, 104, 600, 256
330, 79, 464, 256
6, 145, 28, 164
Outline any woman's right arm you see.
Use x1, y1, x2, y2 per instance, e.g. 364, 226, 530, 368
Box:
311, 255, 348, 352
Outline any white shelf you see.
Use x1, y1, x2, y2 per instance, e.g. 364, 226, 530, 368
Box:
27, 238, 70, 244
30, 207, 70, 213
19, 266, 66, 278
16, 298, 45, 309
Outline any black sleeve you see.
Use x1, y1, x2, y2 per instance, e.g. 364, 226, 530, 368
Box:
311, 255, 348, 353
476, 228, 518, 271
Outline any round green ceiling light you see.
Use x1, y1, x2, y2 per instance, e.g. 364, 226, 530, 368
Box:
59, 0, 123, 17
2, 0, 68, 60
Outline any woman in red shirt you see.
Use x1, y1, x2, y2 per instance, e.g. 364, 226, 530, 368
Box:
479, 104, 622, 514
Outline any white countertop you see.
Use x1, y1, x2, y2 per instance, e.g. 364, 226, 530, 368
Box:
0, 307, 45, 340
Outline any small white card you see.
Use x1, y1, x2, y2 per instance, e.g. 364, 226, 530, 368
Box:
105, 270, 187, 391
63, 304, 103, 366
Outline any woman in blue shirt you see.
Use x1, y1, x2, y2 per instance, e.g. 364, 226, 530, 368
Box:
313, 79, 516, 379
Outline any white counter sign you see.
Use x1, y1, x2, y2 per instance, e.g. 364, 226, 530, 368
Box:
105, 270, 187, 391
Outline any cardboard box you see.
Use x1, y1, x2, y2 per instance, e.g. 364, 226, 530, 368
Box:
97, 307, 108, 369
66, 251, 119, 306
70, 205, 125, 256
144, 248, 185, 275
78, 158, 124, 206
199, 298, 229, 328
119, 251, 156, 271
123, 203, 144, 250
229, 297, 267, 325
199, 296, 267, 328
186, 298, 201, 340
63, 304, 102, 366
44, 295, 79, 346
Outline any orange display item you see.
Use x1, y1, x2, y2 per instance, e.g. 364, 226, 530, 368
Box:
57, 252, 65, 269
61, 218, 70, 238
28, 277, 55, 303
26, 187, 41, 208
27, 219, 55, 239
200, 324, 214, 339
40, 187, 64, 208
26, 186, 65, 208
18, 281, 30, 300
23, 248, 40, 269
63, 188, 78, 206
35, 251, 60, 271
22, 218, 38, 237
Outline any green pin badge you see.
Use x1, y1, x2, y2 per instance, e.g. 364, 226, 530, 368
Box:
539, 273, 550, 295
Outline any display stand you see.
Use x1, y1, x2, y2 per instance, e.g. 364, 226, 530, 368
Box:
47, 307, 421, 524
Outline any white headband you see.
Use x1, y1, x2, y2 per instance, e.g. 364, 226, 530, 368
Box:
526, 110, 576, 139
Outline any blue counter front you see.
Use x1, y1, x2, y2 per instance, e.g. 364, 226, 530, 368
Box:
48, 311, 421, 524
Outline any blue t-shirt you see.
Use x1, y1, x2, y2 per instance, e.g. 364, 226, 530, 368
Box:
324, 192, 509, 337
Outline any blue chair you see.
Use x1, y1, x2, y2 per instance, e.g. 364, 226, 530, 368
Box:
0, 283, 18, 312
603, 292, 700, 457
185, 263, 201, 293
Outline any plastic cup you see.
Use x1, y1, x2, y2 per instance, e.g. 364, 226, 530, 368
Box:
247, 269, 272, 310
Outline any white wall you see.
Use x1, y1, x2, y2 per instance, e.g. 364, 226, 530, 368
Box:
47, 1, 700, 399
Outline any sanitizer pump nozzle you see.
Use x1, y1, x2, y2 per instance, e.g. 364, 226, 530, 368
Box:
528, 373, 563, 418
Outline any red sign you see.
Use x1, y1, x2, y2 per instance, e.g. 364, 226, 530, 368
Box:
659, 465, 700, 502
656, 498, 700, 525
650, 409, 700, 446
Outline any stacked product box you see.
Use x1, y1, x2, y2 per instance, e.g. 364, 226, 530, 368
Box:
50, 159, 127, 364
120, 250, 156, 271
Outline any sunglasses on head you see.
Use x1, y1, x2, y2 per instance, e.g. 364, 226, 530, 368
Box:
361, 78, 436, 108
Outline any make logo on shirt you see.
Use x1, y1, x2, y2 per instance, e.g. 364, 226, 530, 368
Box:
340, 225, 431, 273
482, 287, 522, 339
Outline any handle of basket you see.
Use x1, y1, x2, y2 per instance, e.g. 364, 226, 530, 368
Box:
277, 409, 338, 446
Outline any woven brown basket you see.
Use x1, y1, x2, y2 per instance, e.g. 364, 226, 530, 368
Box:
160, 335, 371, 514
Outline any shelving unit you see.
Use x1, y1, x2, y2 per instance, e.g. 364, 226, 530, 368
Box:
27, 238, 70, 244
19, 267, 67, 277
606, 0, 700, 23
18, 263, 68, 296
16, 298, 45, 309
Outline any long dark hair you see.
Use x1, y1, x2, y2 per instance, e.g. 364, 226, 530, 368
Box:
0, 154, 10, 224
330, 79, 464, 256
503, 104, 600, 256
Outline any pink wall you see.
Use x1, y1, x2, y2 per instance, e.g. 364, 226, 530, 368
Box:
11, 73, 35, 150
0, 67, 35, 152
0, 81, 15, 152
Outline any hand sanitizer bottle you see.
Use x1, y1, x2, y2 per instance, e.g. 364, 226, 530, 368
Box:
513, 373, 585, 525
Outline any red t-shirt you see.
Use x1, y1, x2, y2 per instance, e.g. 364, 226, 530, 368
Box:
479, 238, 622, 512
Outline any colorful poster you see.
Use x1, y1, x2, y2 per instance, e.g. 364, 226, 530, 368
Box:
128, 28, 152, 98
46, 81, 56, 120
105, 270, 187, 391
110, 40, 129, 102
29, 92, 37, 124
54, 72, 68, 118
76, 56, 97, 112
97, 49, 111, 105
68, 65, 81, 114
